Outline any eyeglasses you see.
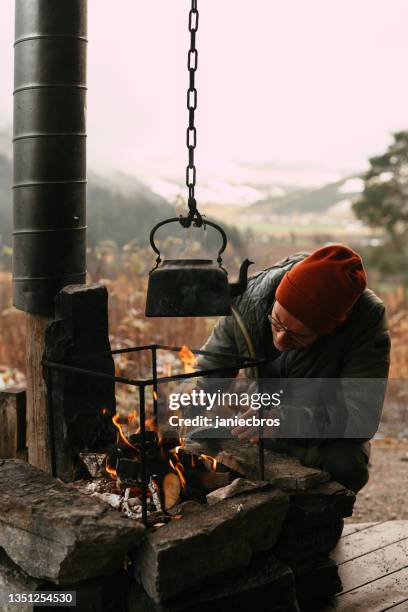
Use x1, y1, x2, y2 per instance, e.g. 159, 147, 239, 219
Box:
267, 302, 317, 348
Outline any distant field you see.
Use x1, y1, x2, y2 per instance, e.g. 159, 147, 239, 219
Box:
201, 203, 373, 237
245, 221, 359, 235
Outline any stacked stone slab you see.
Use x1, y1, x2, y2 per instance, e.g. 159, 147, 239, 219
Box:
0, 460, 145, 584
274, 481, 355, 605
0, 442, 355, 611
175, 439, 355, 609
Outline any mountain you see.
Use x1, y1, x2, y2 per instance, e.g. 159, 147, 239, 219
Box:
251, 176, 364, 214
0, 154, 242, 251
0, 153, 175, 248
86, 172, 175, 247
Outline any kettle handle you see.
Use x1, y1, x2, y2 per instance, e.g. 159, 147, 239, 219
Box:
149, 216, 228, 269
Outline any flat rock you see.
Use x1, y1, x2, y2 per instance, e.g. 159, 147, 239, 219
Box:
187, 439, 330, 490
274, 518, 344, 562
206, 477, 271, 505
293, 555, 342, 605
286, 481, 355, 526
0, 459, 145, 584
133, 487, 289, 603
0, 548, 43, 612
129, 551, 300, 611
0, 547, 129, 612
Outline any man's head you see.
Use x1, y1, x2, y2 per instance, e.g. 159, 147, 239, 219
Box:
271, 244, 367, 352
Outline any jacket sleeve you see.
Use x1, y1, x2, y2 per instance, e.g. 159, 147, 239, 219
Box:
341, 304, 391, 378
277, 304, 391, 440
195, 315, 241, 385
338, 303, 391, 439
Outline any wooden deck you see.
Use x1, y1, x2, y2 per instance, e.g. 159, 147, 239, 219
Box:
322, 521, 408, 611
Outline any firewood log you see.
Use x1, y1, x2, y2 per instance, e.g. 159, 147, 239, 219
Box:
162, 472, 182, 510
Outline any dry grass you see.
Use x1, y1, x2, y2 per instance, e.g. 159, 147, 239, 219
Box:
382, 286, 408, 379
0, 249, 407, 382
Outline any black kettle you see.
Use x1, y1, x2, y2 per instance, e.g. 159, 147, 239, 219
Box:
145, 217, 253, 317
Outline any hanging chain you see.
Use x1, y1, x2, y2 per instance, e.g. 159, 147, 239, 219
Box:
181, 0, 202, 228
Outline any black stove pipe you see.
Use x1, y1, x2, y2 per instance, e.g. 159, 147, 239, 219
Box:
13, 0, 87, 315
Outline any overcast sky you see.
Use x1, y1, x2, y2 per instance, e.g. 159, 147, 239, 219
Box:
1, 0, 408, 182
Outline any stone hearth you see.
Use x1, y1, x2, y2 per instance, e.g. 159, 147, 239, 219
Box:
0, 441, 355, 612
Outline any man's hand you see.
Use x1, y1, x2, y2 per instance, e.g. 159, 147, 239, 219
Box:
230, 407, 281, 444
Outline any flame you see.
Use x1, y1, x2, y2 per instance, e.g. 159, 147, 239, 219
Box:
169, 458, 186, 490
105, 457, 117, 479
167, 364, 172, 377
173, 438, 185, 455
178, 344, 198, 374
200, 453, 217, 472
112, 413, 137, 450
135, 417, 156, 435
169, 442, 187, 489
153, 390, 158, 401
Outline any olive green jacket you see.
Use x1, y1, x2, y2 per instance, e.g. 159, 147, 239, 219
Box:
196, 252, 391, 440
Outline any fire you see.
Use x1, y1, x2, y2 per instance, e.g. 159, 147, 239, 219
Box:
168, 441, 187, 489
112, 413, 137, 450
200, 453, 217, 472
153, 390, 158, 401
105, 457, 117, 479
178, 344, 197, 374
169, 458, 186, 490
135, 416, 156, 435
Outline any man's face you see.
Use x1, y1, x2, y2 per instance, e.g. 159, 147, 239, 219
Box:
269, 300, 319, 352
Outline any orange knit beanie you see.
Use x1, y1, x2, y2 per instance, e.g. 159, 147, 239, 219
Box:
275, 244, 367, 335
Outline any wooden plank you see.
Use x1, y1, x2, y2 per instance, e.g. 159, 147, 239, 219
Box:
332, 521, 408, 564
0, 388, 26, 459
329, 567, 408, 611
338, 537, 408, 592
26, 313, 52, 472
383, 599, 408, 610
341, 522, 380, 537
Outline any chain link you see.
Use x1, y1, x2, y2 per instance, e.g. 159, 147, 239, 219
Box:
182, 0, 202, 228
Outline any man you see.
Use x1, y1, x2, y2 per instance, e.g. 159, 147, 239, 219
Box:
196, 244, 391, 493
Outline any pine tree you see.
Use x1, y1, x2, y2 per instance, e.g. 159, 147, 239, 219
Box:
353, 131, 408, 249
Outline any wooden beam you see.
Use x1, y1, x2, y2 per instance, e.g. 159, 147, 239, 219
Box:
0, 387, 26, 459
26, 313, 52, 472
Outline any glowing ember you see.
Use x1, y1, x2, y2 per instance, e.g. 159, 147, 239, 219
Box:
201, 453, 218, 472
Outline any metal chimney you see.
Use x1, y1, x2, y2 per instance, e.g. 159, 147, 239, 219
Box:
13, 0, 87, 316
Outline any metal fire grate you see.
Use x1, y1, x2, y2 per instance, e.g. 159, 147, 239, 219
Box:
43, 345, 266, 525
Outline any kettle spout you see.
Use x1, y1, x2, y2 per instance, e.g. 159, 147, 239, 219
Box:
229, 258, 254, 297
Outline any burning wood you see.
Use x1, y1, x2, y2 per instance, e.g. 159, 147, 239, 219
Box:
78, 404, 237, 526
78, 452, 106, 478
162, 472, 182, 510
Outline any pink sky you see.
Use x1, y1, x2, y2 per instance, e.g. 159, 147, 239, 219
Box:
1, 0, 408, 181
